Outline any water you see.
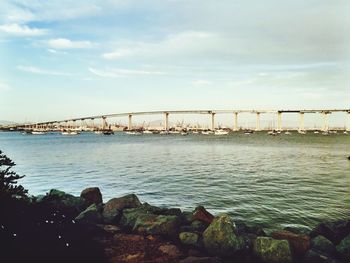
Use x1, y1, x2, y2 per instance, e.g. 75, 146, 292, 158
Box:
1, 131, 350, 232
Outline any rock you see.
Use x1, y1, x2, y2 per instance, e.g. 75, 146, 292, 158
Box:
42, 189, 84, 213
179, 256, 222, 263
80, 187, 102, 206
272, 230, 310, 258
75, 203, 102, 224
157, 207, 182, 217
183, 211, 194, 224
193, 206, 214, 225
113, 233, 144, 243
133, 214, 180, 237
202, 214, 244, 256
102, 194, 141, 224
187, 249, 203, 257
179, 232, 199, 246
253, 236, 293, 263
235, 221, 266, 236
310, 220, 350, 244
303, 249, 336, 263
158, 244, 183, 258
191, 220, 207, 232
119, 204, 160, 230
120, 207, 147, 230
284, 226, 310, 235
311, 235, 336, 256
336, 234, 350, 261
96, 224, 121, 235
180, 220, 207, 233
33, 194, 45, 203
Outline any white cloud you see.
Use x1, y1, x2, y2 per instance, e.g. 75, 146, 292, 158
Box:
47, 38, 96, 49
101, 31, 218, 60
89, 67, 165, 78
0, 23, 48, 36
102, 49, 134, 60
47, 49, 67, 55
0, 81, 10, 91
17, 66, 71, 76
192, 80, 211, 86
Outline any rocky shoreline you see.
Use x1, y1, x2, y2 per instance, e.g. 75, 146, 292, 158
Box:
1, 187, 350, 263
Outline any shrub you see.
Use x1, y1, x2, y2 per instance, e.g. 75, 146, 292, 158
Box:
0, 150, 27, 200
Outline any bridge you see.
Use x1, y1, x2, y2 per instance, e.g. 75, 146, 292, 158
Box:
10, 109, 350, 132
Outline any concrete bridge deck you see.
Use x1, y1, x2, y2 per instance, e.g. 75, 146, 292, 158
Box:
9, 109, 350, 132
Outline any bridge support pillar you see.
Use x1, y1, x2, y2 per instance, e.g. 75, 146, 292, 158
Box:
128, 115, 132, 131
90, 118, 95, 131
298, 112, 304, 131
164, 112, 169, 131
322, 112, 329, 132
102, 117, 108, 130
211, 113, 215, 131
233, 112, 238, 131
255, 113, 261, 131
277, 112, 282, 131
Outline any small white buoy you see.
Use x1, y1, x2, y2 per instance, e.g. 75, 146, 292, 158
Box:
45, 220, 49, 223
13, 233, 17, 237
66, 243, 69, 247
72, 220, 75, 224
58, 235, 62, 239
50, 221, 54, 224
1, 225, 4, 229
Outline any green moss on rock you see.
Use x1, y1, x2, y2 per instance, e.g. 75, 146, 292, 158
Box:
202, 214, 244, 256
253, 237, 293, 263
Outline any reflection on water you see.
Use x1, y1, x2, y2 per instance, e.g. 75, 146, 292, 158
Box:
1, 131, 350, 231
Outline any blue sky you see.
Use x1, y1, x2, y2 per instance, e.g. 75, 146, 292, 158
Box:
0, 0, 349, 125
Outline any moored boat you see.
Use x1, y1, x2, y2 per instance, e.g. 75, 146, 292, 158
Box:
62, 130, 78, 135
103, 130, 114, 135
214, 129, 229, 135
31, 130, 47, 135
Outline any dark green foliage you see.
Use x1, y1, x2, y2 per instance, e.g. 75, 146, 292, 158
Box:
0, 150, 28, 200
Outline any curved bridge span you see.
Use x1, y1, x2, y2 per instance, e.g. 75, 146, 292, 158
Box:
18, 109, 350, 132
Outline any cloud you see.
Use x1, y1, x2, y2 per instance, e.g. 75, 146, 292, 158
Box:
0, 81, 10, 91
0, 23, 48, 36
47, 38, 96, 49
102, 49, 134, 60
101, 31, 218, 61
89, 67, 165, 78
192, 80, 211, 86
17, 66, 71, 76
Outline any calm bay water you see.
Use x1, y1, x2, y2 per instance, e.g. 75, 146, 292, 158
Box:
1, 131, 350, 232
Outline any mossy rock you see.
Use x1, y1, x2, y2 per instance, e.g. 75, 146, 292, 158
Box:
41, 189, 84, 213
133, 214, 180, 237
75, 203, 102, 224
253, 237, 293, 263
119, 203, 160, 229
311, 235, 335, 255
336, 234, 350, 261
102, 194, 141, 224
179, 232, 199, 246
202, 214, 244, 257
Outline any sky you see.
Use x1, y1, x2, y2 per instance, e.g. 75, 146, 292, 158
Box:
0, 0, 349, 126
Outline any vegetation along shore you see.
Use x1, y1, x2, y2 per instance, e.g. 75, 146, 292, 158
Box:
1, 151, 349, 263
